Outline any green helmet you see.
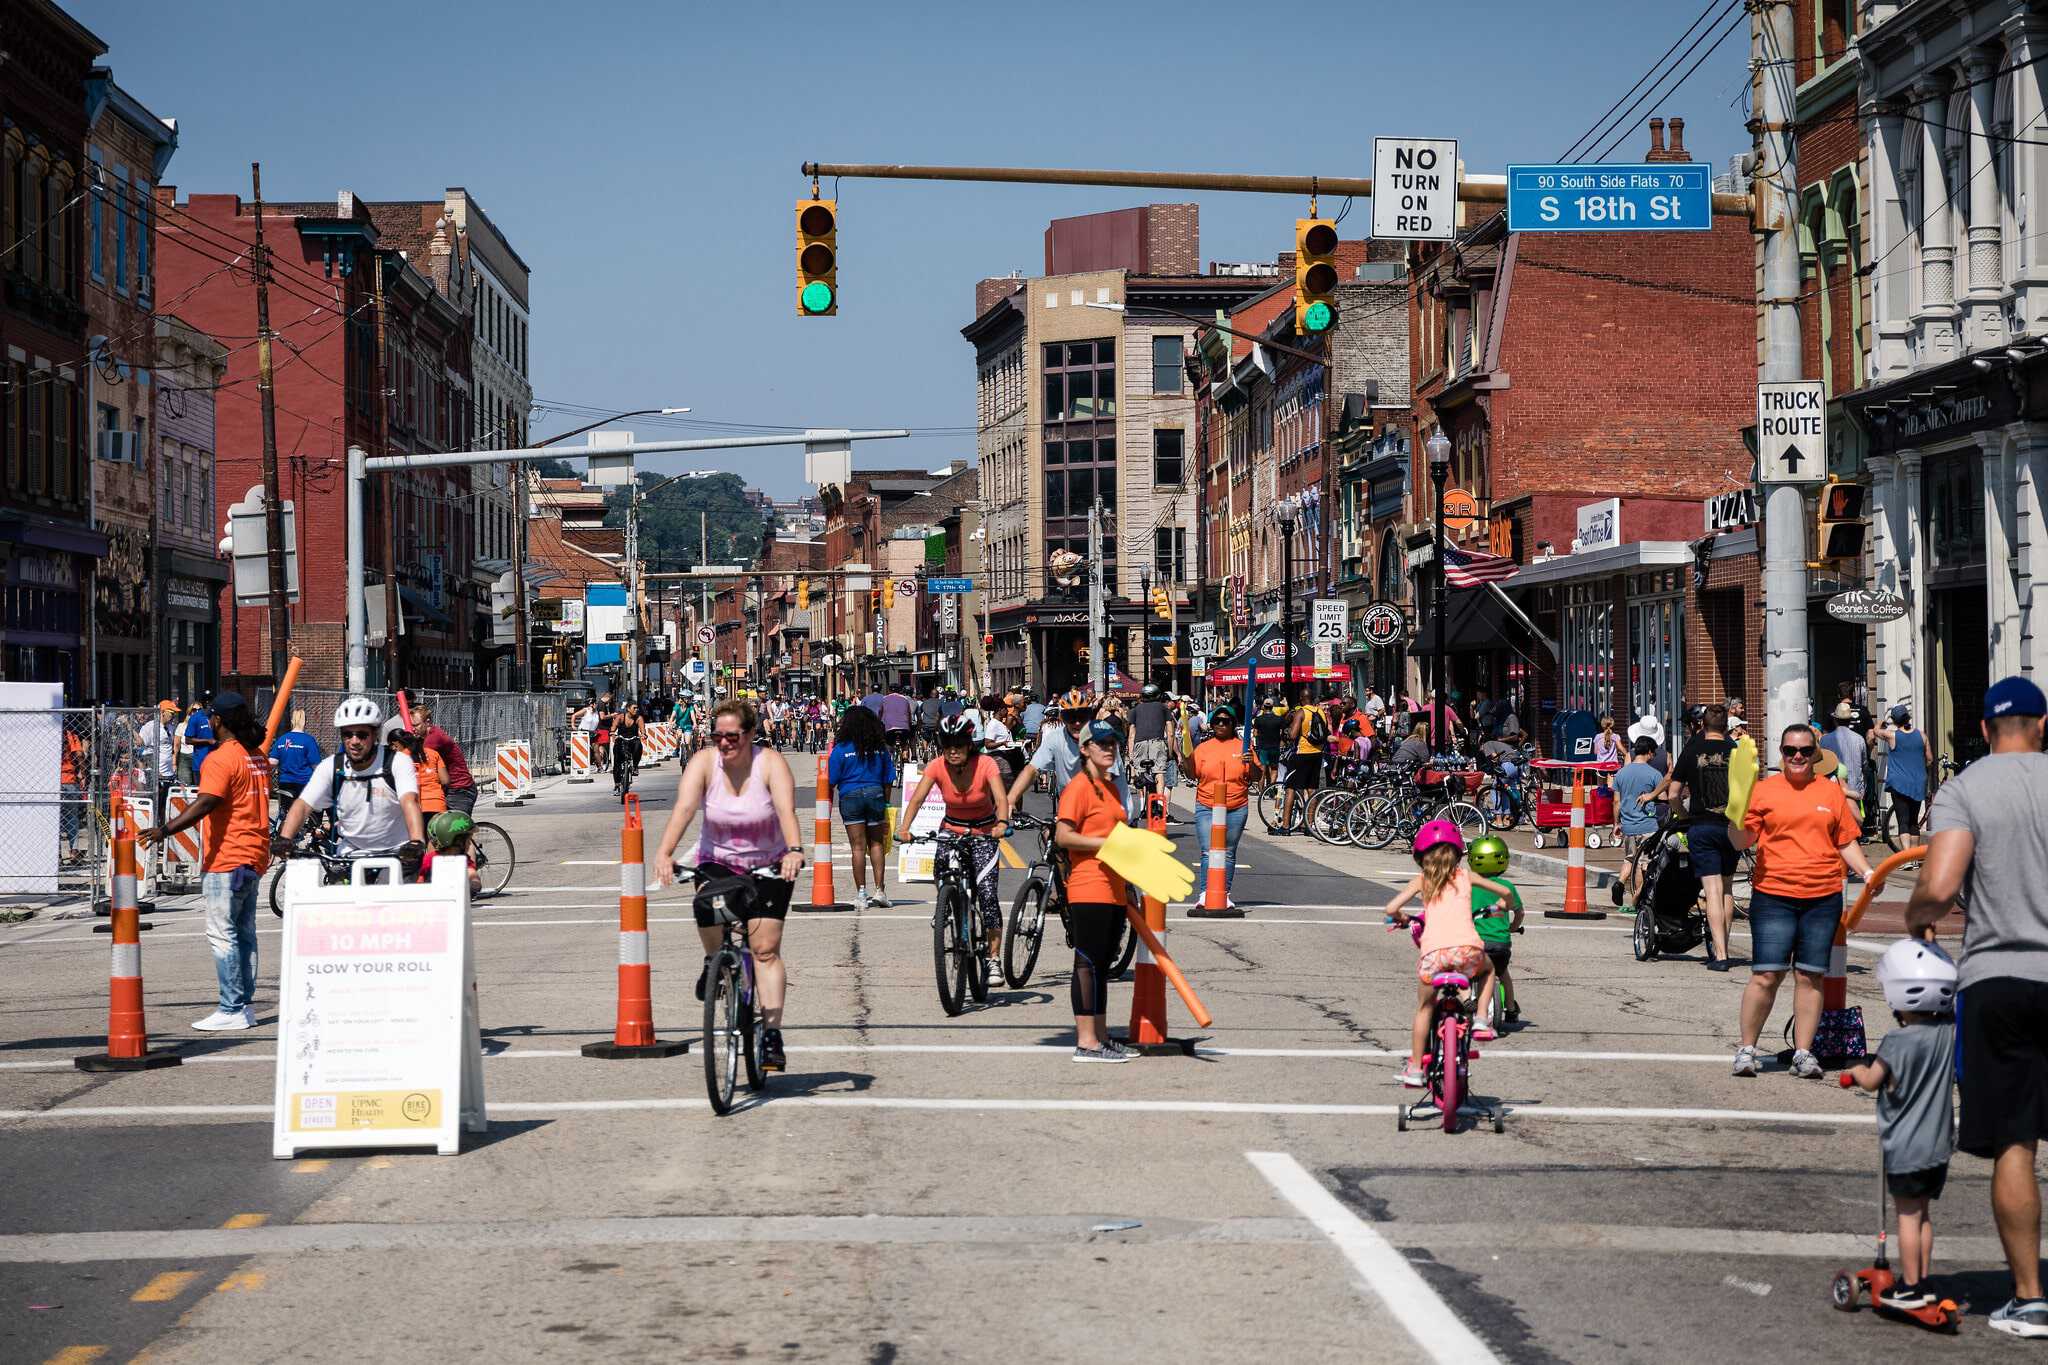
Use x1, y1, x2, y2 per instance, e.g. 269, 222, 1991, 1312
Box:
1468, 834, 1510, 878
427, 810, 475, 851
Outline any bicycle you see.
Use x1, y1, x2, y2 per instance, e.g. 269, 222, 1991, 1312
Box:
907, 821, 1004, 1015
268, 815, 515, 914
675, 864, 784, 1116
1389, 944, 1504, 1135
612, 738, 640, 800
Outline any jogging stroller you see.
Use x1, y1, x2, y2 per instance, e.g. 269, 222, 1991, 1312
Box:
1628, 820, 1708, 961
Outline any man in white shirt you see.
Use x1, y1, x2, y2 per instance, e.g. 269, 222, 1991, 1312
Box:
277, 697, 424, 863
137, 700, 180, 811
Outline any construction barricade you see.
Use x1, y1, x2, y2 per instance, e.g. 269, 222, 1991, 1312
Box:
584, 795, 687, 1058
76, 811, 179, 1073
157, 785, 204, 893
492, 740, 536, 806
568, 731, 595, 783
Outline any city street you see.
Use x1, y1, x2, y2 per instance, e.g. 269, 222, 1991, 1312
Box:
0, 760, 2011, 1363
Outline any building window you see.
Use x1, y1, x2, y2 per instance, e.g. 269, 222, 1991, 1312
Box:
89, 161, 104, 281
1153, 428, 1184, 486
52, 379, 73, 501
4, 360, 22, 490
111, 169, 128, 296
1042, 339, 1117, 421
1153, 526, 1187, 582
135, 185, 151, 301
161, 443, 175, 522
1151, 335, 1183, 394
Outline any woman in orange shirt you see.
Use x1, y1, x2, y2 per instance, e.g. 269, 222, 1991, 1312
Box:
390, 729, 448, 815
1189, 706, 1260, 914
1054, 721, 1134, 1063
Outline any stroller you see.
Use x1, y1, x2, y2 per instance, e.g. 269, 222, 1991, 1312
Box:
1628, 820, 1708, 961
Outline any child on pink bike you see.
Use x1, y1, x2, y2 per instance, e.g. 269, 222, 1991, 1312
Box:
1386, 821, 1512, 1088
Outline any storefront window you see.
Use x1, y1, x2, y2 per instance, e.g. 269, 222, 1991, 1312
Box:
1561, 583, 1614, 714
1923, 454, 1985, 576
1628, 570, 1685, 740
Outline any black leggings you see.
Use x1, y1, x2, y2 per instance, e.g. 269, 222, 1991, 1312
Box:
1890, 793, 1922, 836
1068, 902, 1123, 1017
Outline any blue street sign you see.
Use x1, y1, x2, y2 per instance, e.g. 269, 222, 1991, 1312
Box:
1505, 162, 1712, 233
927, 576, 973, 594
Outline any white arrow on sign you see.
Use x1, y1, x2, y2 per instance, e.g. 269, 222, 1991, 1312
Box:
696, 625, 715, 644
1758, 380, 1826, 484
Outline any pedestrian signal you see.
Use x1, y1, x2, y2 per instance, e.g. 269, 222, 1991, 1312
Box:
796, 198, 837, 316
1815, 478, 1868, 562
1294, 218, 1339, 335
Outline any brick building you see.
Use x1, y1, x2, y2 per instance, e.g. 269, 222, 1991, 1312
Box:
83, 67, 175, 704
156, 189, 475, 691
152, 314, 228, 704
816, 468, 951, 695
1, 0, 105, 697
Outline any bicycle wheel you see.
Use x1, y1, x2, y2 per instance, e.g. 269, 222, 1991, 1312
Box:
1349, 795, 1399, 850
1436, 1013, 1465, 1133
1113, 898, 1138, 977
1004, 877, 1048, 988
703, 951, 742, 1116
1303, 789, 1345, 844
933, 883, 968, 1016
1438, 801, 1487, 845
269, 863, 289, 919
966, 895, 991, 1004
468, 822, 516, 897
1257, 782, 1288, 833
742, 996, 765, 1092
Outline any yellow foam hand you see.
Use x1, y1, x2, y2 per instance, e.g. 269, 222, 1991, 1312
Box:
1097, 824, 1196, 906
1724, 734, 1760, 825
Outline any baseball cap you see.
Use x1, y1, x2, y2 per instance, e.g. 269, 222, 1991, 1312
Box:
208, 690, 247, 715
1083, 720, 1120, 748
1832, 701, 1856, 720
1986, 676, 2048, 718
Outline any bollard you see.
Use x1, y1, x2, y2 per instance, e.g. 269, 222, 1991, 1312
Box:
1125, 783, 1190, 1053
809, 754, 841, 910
568, 730, 595, 783
1544, 769, 1606, 919
583, 795, 687, 1058
1187, 804, 1241, 918
76, 808, 180, 1072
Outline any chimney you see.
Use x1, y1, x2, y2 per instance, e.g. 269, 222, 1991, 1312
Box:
1647, 118, 1666, 159
1645, 115, 1689, 163
974, 274, 1022, 318
1668, 117, 1687, 160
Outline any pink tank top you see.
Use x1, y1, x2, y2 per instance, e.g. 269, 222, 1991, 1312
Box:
1417, 869, 1482, 955
700, 751, 787, 870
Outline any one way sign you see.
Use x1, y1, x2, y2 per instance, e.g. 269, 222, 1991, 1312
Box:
1758, 380, 1826, 484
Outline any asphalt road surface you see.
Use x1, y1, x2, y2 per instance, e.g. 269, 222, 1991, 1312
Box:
0, 745, 2031, 1363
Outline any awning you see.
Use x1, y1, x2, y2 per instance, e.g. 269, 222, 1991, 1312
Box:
1205, 624, 1348, 686
398, 585, 453, 630
1410, 586, 1552, 659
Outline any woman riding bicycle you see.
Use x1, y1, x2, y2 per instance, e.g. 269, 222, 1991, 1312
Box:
901, 713, 1011, 985
612, 703, 644, 785
1385, 821, 1509, 1088
651, 698, 805, 1072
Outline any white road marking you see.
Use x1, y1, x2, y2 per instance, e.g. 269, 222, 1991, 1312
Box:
559, 860, 621, 866
0, 1096, 1876, 1125
1248, 1151, 1500, 1365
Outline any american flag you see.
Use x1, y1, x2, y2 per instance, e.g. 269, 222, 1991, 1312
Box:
1442, 543, 1519, 587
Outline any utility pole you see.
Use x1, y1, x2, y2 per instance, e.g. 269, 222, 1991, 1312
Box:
700, 511, 712, 714
624, 483, 640, 705
249, 163, 290, 682
1279, 514, 1298, 706
1141, 568, 1153, 690
1756, 0, 1808, 740
1088, 499, 1105, 695
513, 463, 531, 690
373, 251, 399, 688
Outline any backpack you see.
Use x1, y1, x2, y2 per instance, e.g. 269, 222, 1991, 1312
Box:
1304, 706, 1330, 749
329, 746, 399, 811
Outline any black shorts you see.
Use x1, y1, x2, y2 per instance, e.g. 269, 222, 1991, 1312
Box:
1285, 751, 1323, 790
1483, 941, 1512, 971
1886, 1163, 1949, 1201
1959, 976, 2048, 1159
689, 861, 794, 929
444, 786, 477, 817
1686, 818, 1735, 878
887, 728, 911, 745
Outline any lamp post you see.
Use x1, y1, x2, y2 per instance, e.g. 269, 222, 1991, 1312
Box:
1276, 511, 1296, 705
1425, 429, 1452, 754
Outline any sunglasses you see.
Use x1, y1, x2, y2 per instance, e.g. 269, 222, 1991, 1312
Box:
1780, 744, 1817, 758
713, 731, 747, 745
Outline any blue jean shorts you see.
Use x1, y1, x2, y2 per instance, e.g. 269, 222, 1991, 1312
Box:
1687, 819, 1736, 878
1748, 889, 1844, 974
839, 785, 887, 826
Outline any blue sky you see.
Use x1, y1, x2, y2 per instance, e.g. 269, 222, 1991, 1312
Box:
65, 0, 1752, 498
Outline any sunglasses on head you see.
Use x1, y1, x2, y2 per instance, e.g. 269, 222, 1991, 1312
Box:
1781, 744, 1816, 758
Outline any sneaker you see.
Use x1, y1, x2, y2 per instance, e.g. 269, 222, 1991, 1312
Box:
1732, 1044, 1761, 1077
192, 1009, 253, 1032
867, 891, 890, 909
760, 1029, 786, 1073
1878, 1281, 1932, 1311
986, 959, 1003, 985
1706, 956, 1732, 973
1071, 1045, 1133, 1064
1102, 1038, 1137, 1059
1225, 896, 1239, 910
694, 955, 711, 1002
1398, 1063, 1428, 1089
1791, 1049, 1824, 1080
1503, 1006, 1521, 1024
1473, 1025, 1497, 1042
1990, 1298, 2048, 1338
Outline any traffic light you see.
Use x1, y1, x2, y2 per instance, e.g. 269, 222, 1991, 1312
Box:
880, 579, 895, 611
1294, 217, 1339, 335
1151, 586, 1171, 619
796, 198, 837, 316
1815, 477, 1868, 562
797, 579, 811, 610
1165, 644, 1179, 665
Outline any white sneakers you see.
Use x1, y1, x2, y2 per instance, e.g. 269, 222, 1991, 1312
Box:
859, 890, 889, 909
192, 1008, 255, 1032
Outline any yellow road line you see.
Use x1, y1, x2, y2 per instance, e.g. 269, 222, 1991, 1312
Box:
365, 1156, 395, 1170
214, 1270, 265, 1294
130, 1270, 198, 1302
43, 1348, 109, 1365
220, 1213, 267, 1229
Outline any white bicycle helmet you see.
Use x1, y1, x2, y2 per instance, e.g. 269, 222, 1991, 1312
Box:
1876, 939, 1957, 1014
333, 695, 385, 732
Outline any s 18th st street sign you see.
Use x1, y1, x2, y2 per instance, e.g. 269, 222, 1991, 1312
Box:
1758, 380, 1826, 484
1506, 163, 1712, 232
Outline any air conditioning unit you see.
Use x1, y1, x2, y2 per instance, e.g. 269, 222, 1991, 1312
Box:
96, 430, 138, 463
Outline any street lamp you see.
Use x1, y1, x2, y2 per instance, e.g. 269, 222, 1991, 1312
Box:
1425, 429, 1453, 754
1276, 510, 1296, 705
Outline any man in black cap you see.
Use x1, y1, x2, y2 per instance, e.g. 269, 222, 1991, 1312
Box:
1909, 675, 2048, 1338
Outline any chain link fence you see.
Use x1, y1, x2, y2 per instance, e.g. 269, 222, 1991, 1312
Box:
0, 691, 570, 907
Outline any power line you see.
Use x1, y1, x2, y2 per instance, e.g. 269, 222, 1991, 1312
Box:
1558, 0, 1738, 162
1591, 5, 1748, 163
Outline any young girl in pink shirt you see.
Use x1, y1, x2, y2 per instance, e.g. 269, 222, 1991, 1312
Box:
1386, 821, 1513, 1088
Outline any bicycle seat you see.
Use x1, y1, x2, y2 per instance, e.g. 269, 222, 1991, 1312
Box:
1430, 973, 1471, 990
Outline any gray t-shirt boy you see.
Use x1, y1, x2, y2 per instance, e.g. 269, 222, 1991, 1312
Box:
1927, 752, 2048, 988
1875, 1017, 1955, 1176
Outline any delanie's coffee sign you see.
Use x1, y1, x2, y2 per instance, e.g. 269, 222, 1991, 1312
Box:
1825, 588, 1909, 625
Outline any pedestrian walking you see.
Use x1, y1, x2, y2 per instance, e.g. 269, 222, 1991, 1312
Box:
1820, 701, 1870, 817
1276, 692, 1329, 834
1129, 684, 1171, 786
1612, 738, 1663, 893
1592, 713, 1625, 766
828, 703, 896, 908
1728, 723, 1875, 1079
182, 699, 215, 781
1054, 721, 1135, 1062
1874, 704, 1930, 836
267, 710, 323, 807
407, 699, 476, 815
1190, 706, 1259, 913
141, 692, 272, 1032
1251, 696, 1285, 777
1647, 703, 1737, 968
1906, 675, 2048, 1338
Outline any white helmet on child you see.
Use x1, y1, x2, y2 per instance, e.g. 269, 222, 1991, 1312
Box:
1876, 938, 1957, 1014
332, 696, 384, 732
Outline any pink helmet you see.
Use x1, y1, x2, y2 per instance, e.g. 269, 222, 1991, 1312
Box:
1412, 819, 1466, 861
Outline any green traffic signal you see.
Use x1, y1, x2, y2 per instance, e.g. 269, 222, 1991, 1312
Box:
1302, 300, 1333, 333
801, 280, 835, 314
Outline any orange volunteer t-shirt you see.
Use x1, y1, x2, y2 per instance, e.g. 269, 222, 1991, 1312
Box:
416, 747, 449, 814
1192, 737, 1254, 811
1742, 773, 1860, 899
197, 736, 273, 875
1056, 771, 1128, 905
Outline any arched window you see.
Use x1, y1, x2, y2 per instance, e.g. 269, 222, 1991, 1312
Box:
1377, 529, 1404, 601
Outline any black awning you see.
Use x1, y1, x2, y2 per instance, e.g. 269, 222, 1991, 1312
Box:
1410, 587, 1550, 658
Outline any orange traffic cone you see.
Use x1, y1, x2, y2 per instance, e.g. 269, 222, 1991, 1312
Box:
76, 805, 180, 1072
810, 754, 843, 910
1125, 781, 1193, 1055
1187, 805, 1241, 918
583, 795, 687, 1058
1544, 769, 1606, 920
